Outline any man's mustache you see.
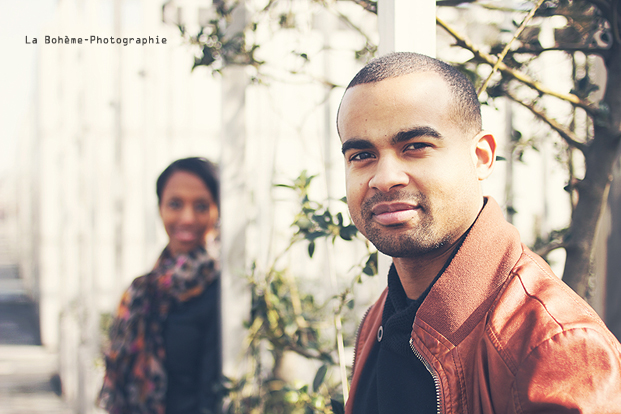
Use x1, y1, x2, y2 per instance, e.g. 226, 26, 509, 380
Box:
361, 190, 429, 216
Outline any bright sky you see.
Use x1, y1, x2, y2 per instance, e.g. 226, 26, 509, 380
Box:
0, 0, 56, 174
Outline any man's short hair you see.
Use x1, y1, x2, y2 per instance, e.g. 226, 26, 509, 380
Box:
345, 52, 482, 135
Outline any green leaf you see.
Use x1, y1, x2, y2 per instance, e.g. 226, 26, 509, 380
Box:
339, 225, 358, 241
308, 241, 315, 258
363, 251, 378, 276
313, 364, 328, 392
336, 212, 344, 226
331, 399, 345, 414
313, 213, 331, 230
274, 183, 295, 189
304, 173, 317, 187
306, 231, 326, 241
295, 217, 312, 230
506, 205, 518, 216
495, 155, 506, 161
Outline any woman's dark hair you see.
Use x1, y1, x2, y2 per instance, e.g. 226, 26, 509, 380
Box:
156, 157, 220, 208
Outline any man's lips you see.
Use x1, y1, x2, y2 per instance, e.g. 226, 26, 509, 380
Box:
370, 202, 420, 226
371, 202, 418, 215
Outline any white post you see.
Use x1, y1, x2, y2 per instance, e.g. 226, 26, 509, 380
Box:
377, 0, 437, 276
378, 0, 436, 57
220, 66, 250, 378
219, 2, 251, 379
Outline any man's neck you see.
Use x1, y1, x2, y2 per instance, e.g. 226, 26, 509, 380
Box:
392, 232, 468, 300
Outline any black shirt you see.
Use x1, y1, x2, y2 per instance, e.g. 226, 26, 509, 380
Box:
352, 264, 439, 414
164, 277, 222, 414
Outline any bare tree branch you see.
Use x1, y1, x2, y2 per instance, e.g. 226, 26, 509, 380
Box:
502, 45, 609, 56
505, 89, 589, 153
328, 4, 377, 47
437, 16, 599, 116
586, 0, 621, 43
534, 240, 567, 258
586, 0, 611, 16
437, 0, 477, 6
478, 0, 546, 96
345, 0, 377, 14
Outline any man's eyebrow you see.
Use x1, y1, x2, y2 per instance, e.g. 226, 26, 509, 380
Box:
341, 138, 373, 155
341, 127, 443, 154
393, 126, 443, 144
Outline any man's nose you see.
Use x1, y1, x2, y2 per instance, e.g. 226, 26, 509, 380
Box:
368, 156, 409, 193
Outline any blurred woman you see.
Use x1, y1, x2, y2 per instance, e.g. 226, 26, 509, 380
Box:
98, 157, 222, 414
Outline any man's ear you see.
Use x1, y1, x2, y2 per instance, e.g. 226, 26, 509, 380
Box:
472, 131, 497, 181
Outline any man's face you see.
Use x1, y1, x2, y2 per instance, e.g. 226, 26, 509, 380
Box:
338, 72, 487, 258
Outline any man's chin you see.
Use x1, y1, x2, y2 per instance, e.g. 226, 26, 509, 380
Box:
368, 233, 445, 258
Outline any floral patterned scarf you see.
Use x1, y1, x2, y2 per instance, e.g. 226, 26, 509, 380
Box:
98, 245, 219, 414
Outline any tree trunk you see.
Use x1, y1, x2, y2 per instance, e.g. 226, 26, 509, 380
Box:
606, 157, 621, 340
563, 41, 621, 298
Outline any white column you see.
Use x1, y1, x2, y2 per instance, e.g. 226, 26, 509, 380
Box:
378, 0, 436, 57
219, 1, 251, 379
220, 63, 250, 377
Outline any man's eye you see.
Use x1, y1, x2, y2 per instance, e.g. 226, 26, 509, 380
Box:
406, 142, 431, 151
351, 152, 374, 161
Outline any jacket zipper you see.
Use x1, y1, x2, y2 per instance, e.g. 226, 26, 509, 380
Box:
351, 306, 372, 379
409, 337, 442, 414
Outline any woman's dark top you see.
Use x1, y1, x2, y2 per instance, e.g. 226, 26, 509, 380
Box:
164, 277, 222, 414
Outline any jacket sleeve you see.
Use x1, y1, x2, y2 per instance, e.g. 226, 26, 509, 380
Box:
513, 327, 621, 413
346, 289, 388, 414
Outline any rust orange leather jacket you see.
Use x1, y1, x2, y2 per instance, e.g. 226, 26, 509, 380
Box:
347, 198, 621, 414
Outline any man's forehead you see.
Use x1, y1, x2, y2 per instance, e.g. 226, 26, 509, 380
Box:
338, 73, 451, 125
340, 72, 448, 109
346, 71, 445, 93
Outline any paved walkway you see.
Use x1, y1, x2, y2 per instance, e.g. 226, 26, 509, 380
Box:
0, 345, 74, 414
0, 265, 75, 413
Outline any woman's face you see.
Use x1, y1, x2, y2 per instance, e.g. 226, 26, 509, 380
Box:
159, 170, 218, 256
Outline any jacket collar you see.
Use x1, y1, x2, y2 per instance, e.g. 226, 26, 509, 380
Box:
416, 197, 523, 345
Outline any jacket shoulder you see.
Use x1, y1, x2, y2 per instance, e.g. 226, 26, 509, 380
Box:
488, 247, 619, 368
513, 324, 621, 412
486, 248, 621, 408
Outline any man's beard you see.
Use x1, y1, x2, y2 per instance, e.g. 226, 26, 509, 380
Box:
358, 190, 450, 258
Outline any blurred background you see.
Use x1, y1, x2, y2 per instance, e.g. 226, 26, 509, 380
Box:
1, 0, 620, 413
